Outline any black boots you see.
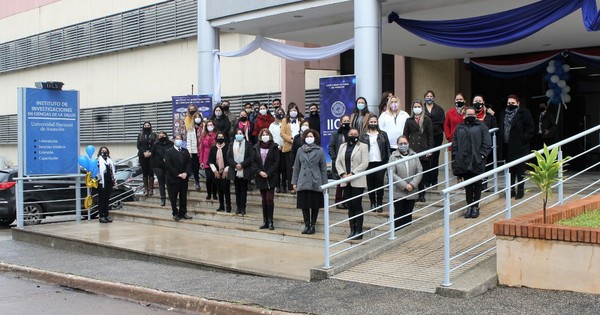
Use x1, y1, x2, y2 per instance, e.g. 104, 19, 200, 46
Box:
160, 198, 165, 207
347, 219, 356, 239
301, 209, 310, 234
464, 206, 480, 219
259, 204, 269, 229
308, 208, 319, 234
260, 204, 274, 230
347, 215, 364, 240
418, 191, 426, 202
143, 176, 149, 196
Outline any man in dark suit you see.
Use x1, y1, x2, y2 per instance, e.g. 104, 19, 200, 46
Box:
164, 134, 193, 220
499, 94, 535, 200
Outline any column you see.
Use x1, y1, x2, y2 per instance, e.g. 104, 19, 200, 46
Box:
197, 0, 219, 99
354, 0, 382, 115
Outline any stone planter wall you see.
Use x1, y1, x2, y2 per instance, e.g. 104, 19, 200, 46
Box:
494, 195, 600, 294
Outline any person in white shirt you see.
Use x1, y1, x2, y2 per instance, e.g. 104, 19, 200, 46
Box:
379, 95, 410, 152
269, 107, 286, 193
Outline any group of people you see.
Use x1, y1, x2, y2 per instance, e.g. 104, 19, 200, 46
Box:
95, 91, 541, 235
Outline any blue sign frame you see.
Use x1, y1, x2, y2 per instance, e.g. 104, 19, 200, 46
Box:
319, 75, 356, 163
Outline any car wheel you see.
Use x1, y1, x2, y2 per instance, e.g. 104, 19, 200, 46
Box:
0, 216, 15, 227
23, 203, 43, 225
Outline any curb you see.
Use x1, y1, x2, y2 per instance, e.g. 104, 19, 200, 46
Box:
0, 262, 298, 315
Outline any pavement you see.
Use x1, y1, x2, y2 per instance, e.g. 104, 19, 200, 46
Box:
1, 227, 600, 315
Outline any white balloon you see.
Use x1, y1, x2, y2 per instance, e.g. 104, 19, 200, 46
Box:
562, 94, 571, 103
562, 64, 570, 72
550, 75, 560, 83
546, 89, 554, 98
546, 66, 556, 73
549, 60, 556, 67
557, 80, 567, 88
562, 85, 571, 93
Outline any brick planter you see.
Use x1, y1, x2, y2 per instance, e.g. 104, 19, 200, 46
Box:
494, 195, 600, 293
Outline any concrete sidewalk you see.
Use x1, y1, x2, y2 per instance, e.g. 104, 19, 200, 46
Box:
1, 234, 599, 315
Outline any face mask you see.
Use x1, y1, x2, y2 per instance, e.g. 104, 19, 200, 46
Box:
222, 106, 229, 111
261, 135, 270, 143
245, 108, 252, 114
174, 139, 182, 147
455, 101, 465, 108
276, 113, 284, 120
507, 105, 518, 111
305, 137, 315, 145
357, 103, 366, 111
143, 127, 151, 133
240, 116, 248, 122
348, 136, 358, 143
341, 123, 350, 130
207, 126, 214, 132
398, 144, 409, 153
310, 111, 318, 116
194, 118, 202, 124
254, 108, 259, 113
216, 138, 225, 144
158, 137, 166, 143
425, 98, 434, 104
189, 110, 196, 115
259, 109, 267, 115
390, 103, 398, 111
101, 152, 108, 158
473, 102, 483, 111
539, 107, 546, 112
301, 125, 309, 132
368, 124, 378, 130
465, 116, 476, 124
413, 107, 422, 115
235, 134, 244, 142
289, 111, 298, 118
215, 110, 222, 117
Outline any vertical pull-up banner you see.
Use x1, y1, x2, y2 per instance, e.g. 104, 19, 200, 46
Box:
18, 88, 80, 175
171, 95, 213, 148
319, 75, 356, 163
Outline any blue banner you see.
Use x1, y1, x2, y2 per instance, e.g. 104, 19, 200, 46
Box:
319, 75, 356, 163
171, 95, 212, 148
22, 88, 79, 175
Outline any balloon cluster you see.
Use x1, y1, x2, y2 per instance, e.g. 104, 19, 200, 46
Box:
545, 60, 571, 104
78, 145, 99, 177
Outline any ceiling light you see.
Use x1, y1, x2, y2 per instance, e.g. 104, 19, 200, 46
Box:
228, 27, 235, 31
542, 43, 551, 47
418, 43, 427, 47
588, 73, 600, 77
466, 52, 474, 54
293, 15, 303, 18
570, 66, 586, 70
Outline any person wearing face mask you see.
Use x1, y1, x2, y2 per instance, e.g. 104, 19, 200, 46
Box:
186, 108, 204, 191
305, 103, 321, 133
403, 100, 433, 202
269, 108, 286, 193
536, 102, 556, 149
271, 98, 282, 113
452, 107, 491, 219
292, 129, 328, 234
292, 121, 311, 168
208, 132, 232, 212
137, 121, 156, 197
96, 146, 116, 223
379, 95, 410, 152
220, 100, 236, 137
336, 128, 369, 240
252, 104, 275, 142
498, 94, 534, 200
212, 105, 231, 142
423, 90, 445, 187
280, 102, 303, 194
472, 95, 497, 191
389, 136, 423, 229
252, 129, 280, 230
235, 109, 252, 142
444, 93, 468, 143
199, 120, 218, 200
360, 115, 391, 211
164, 134, 193, 221
328, 115, 351, 209
151, 131, 174, 207
227, 128, 254, 215
350, 97, 373, 135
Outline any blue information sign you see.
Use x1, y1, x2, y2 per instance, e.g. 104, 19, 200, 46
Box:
171, 95, 213, 148
319, 75, 356, 163
20, 88, 79, 175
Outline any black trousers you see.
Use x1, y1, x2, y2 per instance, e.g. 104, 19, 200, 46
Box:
462, 172, 483, 208
394, 198, 416, 229
97, 183, 113, 218
418, 158, 432, 192
215, 177, 231, 208
152, 167, 167, 199
345, 186, 364, 228
234, 177, 249, 210
277, 149, 287, 189
283, 151, 294, 190
140, 156, 154, 177
366, 162, 385, 204
167, 180, 188, 217
425, 133, 444, 185
503, 144, 526, 194
204, 167, 217, 196
190, 153, 200, 183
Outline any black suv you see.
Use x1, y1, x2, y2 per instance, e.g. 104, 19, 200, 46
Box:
0, 168, 134, 226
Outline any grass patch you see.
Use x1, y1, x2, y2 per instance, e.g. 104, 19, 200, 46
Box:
556, 210, 600, 228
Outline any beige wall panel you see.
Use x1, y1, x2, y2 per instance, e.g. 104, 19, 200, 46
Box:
408, 58, 458, 111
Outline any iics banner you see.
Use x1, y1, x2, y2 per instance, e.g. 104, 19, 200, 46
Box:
319, 75, 356, 163
171, 95, 213, 148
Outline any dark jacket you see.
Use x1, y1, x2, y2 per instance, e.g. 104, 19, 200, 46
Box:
403, 115, 434, 160
359, 130, 392, 163
214, 115, 232, 138
424, 103, 445, 136
539, 111, 556, 140
226, 140, 254, 180
150, 139, 173, 169
305, 114, 321, 133
328, 128, 348, 179
208, 144, 230, 175
498, 107, 535, 162
451, 120, 492, 175
251, 142, 280, 190
137, 131, 156, 158
291, 133, 303, 160
164, 146, 192, 184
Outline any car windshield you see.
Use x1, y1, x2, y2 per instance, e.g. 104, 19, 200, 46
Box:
0, 171, 11, 182
115, 171, 131, 181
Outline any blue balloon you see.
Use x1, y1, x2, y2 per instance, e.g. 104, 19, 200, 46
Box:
78, 155, 89, 170
86, 145, 96, 158
89, 158, 99, 177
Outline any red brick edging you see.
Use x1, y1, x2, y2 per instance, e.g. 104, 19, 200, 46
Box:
493, 195, 600, 244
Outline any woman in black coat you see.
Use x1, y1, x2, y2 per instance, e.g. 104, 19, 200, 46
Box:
328, 115, 350, 209
212, 105, 231, 139
252, 128, 280, 230
150, 131, 173, 206
403, 100, 433, 202
227, 128, 255, 215
208, 132, 231, 212
137, 121, 156, 196
423, 90, 445, 187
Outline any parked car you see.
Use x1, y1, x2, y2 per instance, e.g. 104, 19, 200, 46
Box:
0, 168, 134, 226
